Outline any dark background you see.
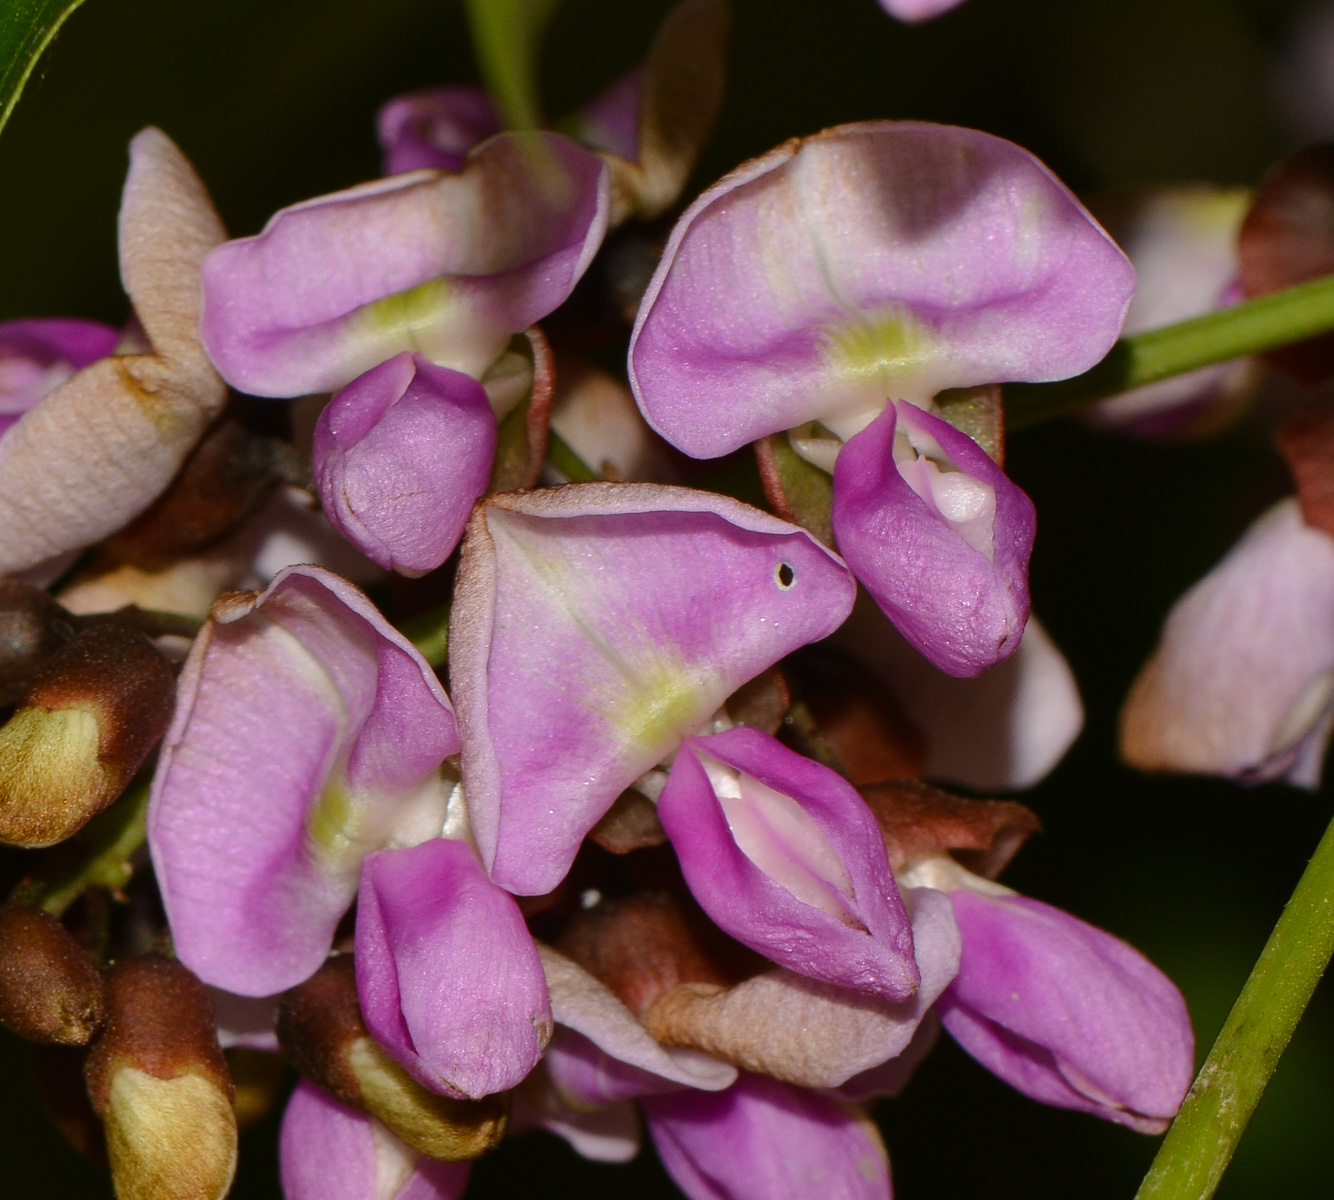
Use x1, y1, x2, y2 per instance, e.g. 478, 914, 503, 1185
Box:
0, 0, 1329, 1196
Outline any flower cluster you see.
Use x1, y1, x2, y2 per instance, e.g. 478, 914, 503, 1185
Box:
0, 4, 1199, 1199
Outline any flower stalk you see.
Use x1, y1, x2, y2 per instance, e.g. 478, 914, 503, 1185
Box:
1006, 271, 1334, 429
1135, 808, 1334, 1200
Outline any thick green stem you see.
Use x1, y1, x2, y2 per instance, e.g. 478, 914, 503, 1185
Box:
1005, 273, 1334, 429
1135, 809, 1334, 1200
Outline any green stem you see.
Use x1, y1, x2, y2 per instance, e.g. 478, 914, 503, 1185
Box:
547, 429, 601, 482
398, 600, 450, 669
1135, 809, 1334, 1200
1005, 272, 1334, 429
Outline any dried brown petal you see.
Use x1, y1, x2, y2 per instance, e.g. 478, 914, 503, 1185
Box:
859, 779, 1041, 878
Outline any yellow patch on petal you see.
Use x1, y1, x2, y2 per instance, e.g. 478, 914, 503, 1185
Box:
358, 277, 454, 350
601, 660, 708, 761
820, 307, 935, 392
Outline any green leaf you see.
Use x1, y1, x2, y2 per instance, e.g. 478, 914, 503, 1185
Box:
463, 0, 560, 130
0, 0, 89, 141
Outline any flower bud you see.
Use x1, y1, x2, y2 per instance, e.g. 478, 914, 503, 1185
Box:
0, 622, 174, 847
84, 955, 237, 1200
0, 579, 73, 706
0, 905, 105, 1044
276, 956, 508, 1161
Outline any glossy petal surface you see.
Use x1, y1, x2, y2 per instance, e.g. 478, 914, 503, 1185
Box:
356, 839, 552, 1100
449, 483, 856, 894
149, 566, 459, 996
938, 889, 1194, 1133
630, 121, 1134, 457
314, 353, 497, 576
201, 132, 609, 396
660, 727, 917, 999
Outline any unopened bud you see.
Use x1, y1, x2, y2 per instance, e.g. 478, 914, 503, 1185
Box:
85, 955, 237, 1200
0, 622, 174, 846
0, 580, 73, 706
0, 905, 105, 1044
277, 956, 507, 1161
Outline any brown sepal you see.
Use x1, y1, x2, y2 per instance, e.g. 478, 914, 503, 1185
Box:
487, 326, 555, 494
755, 433, 835, 548
0, 905, 105, 1044
85, 954, 232, 1114
0, 581, 74, 707
554, 891, 764, 1020
859, 779, 1041, 878
274, 954, 365, 1104
1276, 402, 1334, 538
107, 417, 297, 568
1238, 144, 1334, 385
781, 647, 925, 785
589, 789, 668, 854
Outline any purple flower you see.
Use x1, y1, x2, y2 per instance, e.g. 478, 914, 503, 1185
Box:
877, 0, 966, 19
0, 319, 120, 439
200, 131, 609, 397
281, 1079, 471, 1200
355, 838, 552, 1100
629, 121, 1134, 675
448, 483, 857, 895
313, 353, 497, 576
148, 566, 460, 996
642, 1072, 892, 1200
377, 87, 501, 175
1121, 498, 1334, 788
907, 862, 1194, 1133
658, 726, 919, 1000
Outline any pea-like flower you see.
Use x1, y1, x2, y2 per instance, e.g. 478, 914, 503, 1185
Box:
629, 121, 1134, 676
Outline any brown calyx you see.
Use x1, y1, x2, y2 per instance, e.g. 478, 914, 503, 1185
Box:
0, 581, 74, 707
275, 954, 366, 1105
860, 779, 1041, 878
0, 905, 105, 1044
1277, 403, 1334, 539
85, 954, 232, 1114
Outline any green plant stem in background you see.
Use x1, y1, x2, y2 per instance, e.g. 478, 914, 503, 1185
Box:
547, 429, 600, 482
462, 0, 560, 130
399, 599, 451, 668
1006, 272, 1334, 429
0, 0, 87, 141
1135, 809, 1334, 1200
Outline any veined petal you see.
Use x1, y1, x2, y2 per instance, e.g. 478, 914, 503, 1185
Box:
314, 353, 497, 576
630, 121, 1134, 458
449, 483, 856, 894
149, 566, 459, 996
0, 129, 229, 574
938, 889, 1194, 1134
833, 403, 1035, 677
643, 886, 959, 1088
660, 727, 917, 999
642, 1073, 892, 1200
1121, 498, 1334, 788
377, 87, 501, 175
201, 132, 610, 397
356, 839, 552, 1101
281, 1080, 471, 1200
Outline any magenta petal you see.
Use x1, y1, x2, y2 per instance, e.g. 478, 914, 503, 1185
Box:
571, 67, 644, 161
356, 839, 552, 1100
281, 1080, 471, 1200
200, 132, 609, 397
878, 0, 965, 19
937, 890, 1194, 1133
0, 318, 120, 436
833, 403, 1035, 677
544, 1026, 689, 1106
377, 87, 502, 175
660, 728, 918, 1000
149, 566, 460, 996
630, 121, 1134, 458
314, 353, 497, 576
643, 1073, 891, 1200
450, 484, 857, 895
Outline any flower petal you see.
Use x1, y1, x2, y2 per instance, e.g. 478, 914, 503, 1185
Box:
642, 1073, 892, 1200
643, 886, 959, 1088
0, 319, 120, 434
149, 566, 459, 996
938, 889, 1194, 1133
314, 353, 497, 576
660, 727, 917, 999
630, 121, 1134, 457
356, 839, 552, 1101
833, 402, 1035, 677
201, 132, 609, 396
377, 87, 501, 175
449, 483, 856, 894
1121, 498, 1334, 788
